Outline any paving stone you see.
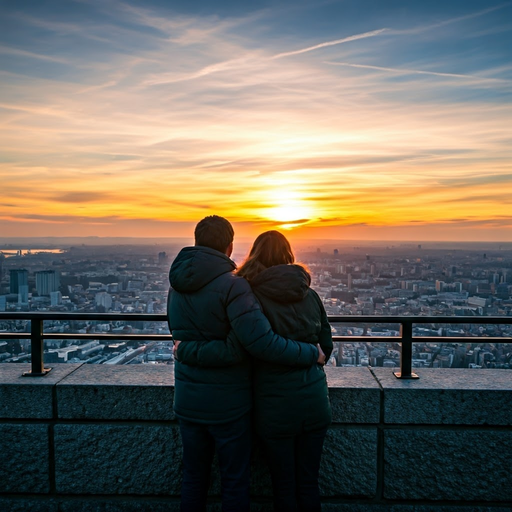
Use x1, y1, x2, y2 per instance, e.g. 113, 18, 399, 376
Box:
54, 424, 182, 495
384, 429, 512, 501
325, 367, 381, 424
56, 364, 174, 420
0, 424, 50, 493
373, 368, 512, 425
0, 363, 81, 419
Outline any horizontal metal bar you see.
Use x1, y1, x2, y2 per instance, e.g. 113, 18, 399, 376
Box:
1, 312, 512, 324
332, 336, 511, 343
0, 312, 168, 321
42, 333, 172, 341
1, 333, 509, 344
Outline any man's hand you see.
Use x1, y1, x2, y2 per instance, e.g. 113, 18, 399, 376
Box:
173, 339, 181, 361
316, 343, 326, 365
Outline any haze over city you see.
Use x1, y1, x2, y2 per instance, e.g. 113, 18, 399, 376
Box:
1, 0, 511, 241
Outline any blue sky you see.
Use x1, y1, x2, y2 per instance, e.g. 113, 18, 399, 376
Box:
1, 0, 511, 240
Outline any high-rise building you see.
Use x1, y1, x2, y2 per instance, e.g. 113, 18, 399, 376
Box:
50, 291, 62, 306
95, 291, 112, 310
36, 270, 60, 296
18, 284, 29, 303
10, 269, 28, 294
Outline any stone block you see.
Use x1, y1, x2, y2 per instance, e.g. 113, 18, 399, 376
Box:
384, 429, 512, 501
54, 424, 182, 495
321, 506, 512, 512
0, 363, 82, 419
56, 364, 174, 420
373, 368, 512, 425
0, 499, 58, 512
320, 428, 378, 498
0, 424, 50, 493
59, 500, 180, 512
325, 367, 381, 424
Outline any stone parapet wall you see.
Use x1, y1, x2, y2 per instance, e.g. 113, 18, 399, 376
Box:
0, 363, 511, 511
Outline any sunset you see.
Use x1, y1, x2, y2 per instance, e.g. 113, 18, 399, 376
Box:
1, 0, 511, 241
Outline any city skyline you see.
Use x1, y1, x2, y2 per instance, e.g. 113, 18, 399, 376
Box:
1, 0, 512, 241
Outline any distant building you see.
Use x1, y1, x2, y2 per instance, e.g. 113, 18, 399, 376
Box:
18, 284, 29, 304
10, 269, 28, 294
50, 291, 62, 306
95, 292, 112, 310
36, 270, 60, 296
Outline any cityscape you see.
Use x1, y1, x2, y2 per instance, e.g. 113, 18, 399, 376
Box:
1, 239, 511, 371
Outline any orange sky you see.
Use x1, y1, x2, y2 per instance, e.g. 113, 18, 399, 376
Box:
1, 1, 511, 241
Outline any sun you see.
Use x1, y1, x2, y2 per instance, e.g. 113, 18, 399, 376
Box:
264, 199, 314, 229
258, 178, 316, 229
267, 204, 307, 223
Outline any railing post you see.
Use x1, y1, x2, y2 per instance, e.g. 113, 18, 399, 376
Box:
394, 321, 419, 379
22, 318, 52, 377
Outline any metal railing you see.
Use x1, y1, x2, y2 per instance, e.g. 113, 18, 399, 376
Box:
1, 312, 511, 379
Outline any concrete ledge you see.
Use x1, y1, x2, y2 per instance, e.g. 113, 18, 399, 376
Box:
56, 364, 174, 420
54, 424, 182, 495
1, 363, 512, 510
384, 429, 512, 501
0, 363, 81, 419
373, 368, 512, 425
325, 367, 381, 424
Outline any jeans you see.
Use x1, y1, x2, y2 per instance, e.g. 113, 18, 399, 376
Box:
179, 413, 251, 512
261, 427, 328, 512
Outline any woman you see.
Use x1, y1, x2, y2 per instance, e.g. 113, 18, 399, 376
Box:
236, 230, 332, 512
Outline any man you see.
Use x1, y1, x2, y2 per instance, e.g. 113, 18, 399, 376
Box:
167, 215, 324, 512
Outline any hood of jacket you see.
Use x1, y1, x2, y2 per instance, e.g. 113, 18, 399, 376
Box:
169, 246, 236, 293
250, 264, 311, 303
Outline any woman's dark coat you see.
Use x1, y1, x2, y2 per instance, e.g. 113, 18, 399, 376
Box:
249, 264, 333, 437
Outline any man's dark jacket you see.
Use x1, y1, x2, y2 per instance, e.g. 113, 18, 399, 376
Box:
167, 246, 318, 424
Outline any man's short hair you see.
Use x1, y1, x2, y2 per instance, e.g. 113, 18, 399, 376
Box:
194, 215, 234, 253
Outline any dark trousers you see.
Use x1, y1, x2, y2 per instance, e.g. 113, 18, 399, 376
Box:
261, 427, 328, 512
179, 413, 251, 512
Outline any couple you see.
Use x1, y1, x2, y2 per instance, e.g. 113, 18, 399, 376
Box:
167, 215, 333, 512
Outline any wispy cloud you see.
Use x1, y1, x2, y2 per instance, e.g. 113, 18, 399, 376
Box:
271, 28, 389, 59
0, 45, 71, 64
324, 61, 510, 84
389, 1, 512, 35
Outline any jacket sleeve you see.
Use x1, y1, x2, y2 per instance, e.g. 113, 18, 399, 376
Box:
226, 277, 318, 367
314, 291, 333, 361
176, 334, 249, 367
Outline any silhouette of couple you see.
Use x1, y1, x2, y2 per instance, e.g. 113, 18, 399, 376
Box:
168, 215, 332, 512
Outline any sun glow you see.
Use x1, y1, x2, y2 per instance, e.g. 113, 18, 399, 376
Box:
263, 187, 315, 229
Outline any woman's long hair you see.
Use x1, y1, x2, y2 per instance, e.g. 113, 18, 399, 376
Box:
236, 230, 296, 281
